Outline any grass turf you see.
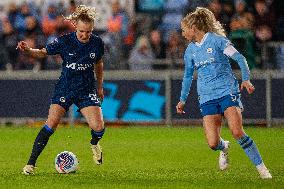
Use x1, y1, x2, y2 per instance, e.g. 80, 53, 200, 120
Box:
0, 126, 283, 189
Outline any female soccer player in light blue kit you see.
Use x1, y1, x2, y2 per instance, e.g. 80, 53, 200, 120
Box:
176, 7, 272, 179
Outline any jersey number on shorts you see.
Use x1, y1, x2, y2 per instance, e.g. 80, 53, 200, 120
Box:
89, 94, 100, 103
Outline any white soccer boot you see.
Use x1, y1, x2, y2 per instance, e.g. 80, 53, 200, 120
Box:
219, 141, 230, 170
257, 163, 272, 179
91, 143, 103, 165
22, 165, 35, 175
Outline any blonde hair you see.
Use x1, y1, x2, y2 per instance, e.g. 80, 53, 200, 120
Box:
181, 7, 226, 37
65, 5, 98, 23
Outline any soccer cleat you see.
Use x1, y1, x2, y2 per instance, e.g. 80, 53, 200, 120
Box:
22, 165, 35, 175
91, 143, 103, 165
257, 164, 272, 179
219, 141, 230, 170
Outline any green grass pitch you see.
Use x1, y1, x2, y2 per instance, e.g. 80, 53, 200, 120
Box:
0, 126, 283, 189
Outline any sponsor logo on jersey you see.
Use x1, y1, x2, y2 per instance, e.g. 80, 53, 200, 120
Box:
66, 63, 93, 70
194, 58, 215, 68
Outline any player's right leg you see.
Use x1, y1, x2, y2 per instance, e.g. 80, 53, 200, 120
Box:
22, 104, 66, 175
201, 99, 230, 171
203, 114, 230, 170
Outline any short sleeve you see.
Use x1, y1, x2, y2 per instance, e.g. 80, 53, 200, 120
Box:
45, 37, 63, 55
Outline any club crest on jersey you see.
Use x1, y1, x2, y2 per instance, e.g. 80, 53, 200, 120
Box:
207, 48, 213, 53
90, 52, 96, 59
60, 97, 66, 103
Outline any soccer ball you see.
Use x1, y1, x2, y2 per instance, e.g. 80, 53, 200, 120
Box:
55, 151, 79, 173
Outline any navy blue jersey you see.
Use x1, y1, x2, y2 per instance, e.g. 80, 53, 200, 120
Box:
46, 32, 104, 94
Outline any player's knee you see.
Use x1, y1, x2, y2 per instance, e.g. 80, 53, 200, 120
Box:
96, 120, 104, 130
231, 129, 245, 139
46, 118, 60, 129
207, 141, 219, 150
89, 120, 104, 131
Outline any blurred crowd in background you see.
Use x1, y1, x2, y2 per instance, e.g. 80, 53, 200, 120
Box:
0, 0, 283, 71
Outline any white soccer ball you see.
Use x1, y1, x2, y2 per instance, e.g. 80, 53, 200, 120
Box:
55, 151, 79, 174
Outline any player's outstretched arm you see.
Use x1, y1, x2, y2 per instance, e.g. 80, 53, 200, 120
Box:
16, 41, 48, 59
95, 59, 104, 101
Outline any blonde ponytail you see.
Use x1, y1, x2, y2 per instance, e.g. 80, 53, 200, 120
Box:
181, 7, 226, 37
64, 5, 98, 23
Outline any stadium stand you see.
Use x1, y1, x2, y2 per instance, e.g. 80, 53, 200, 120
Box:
0, 0, 283, 71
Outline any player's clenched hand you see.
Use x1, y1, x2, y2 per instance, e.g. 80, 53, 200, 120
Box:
16, 41, 30, 51
241, 80, 255, 94
176, 101, 185, 114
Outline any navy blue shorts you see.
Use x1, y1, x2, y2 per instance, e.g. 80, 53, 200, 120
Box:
200, 93, 243, 117
51, 89, 101, 111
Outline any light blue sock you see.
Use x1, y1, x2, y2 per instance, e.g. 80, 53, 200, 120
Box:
213, 138, 225, 151
237, 135, 263, 166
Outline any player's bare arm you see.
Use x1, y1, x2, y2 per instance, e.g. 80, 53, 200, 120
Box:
16, 41, 48, 59
95, 59, 104, 101
240, 80, 255, 94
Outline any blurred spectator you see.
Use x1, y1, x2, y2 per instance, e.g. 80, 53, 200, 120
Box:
158, 0, 188, 42
231, 0, 254, 30
254, 0, 276, 42
107, 0, 134, 58
149, 29, 167, 69
1, 19, 19, 70
25, 16, 43, 37
229, 16, 257, 69
165, 30, 185, 68
42, 4, 58, 36
128, 35, 154, 70
7, 3, 19, 28
14, 3, 40, 37
208, 0, 234, 34
149, 29, 166, 59
187, 0, 210, 12
16, 15, 45, 71
67, 0, 77, 15
228, 0, 258, 69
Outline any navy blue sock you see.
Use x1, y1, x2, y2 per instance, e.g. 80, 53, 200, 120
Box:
90, 128, 105, 145
27, 125, 54, 166
237, 134, 263, 166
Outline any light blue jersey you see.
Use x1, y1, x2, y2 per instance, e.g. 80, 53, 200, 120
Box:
180, 32, 250, 104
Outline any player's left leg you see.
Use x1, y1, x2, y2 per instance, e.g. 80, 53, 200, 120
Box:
224, 106, 272, 179
80, 106, 105, 165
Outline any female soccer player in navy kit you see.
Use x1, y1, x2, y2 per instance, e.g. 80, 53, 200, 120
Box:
176, 7, 272, 179
17, 5, 105, 175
